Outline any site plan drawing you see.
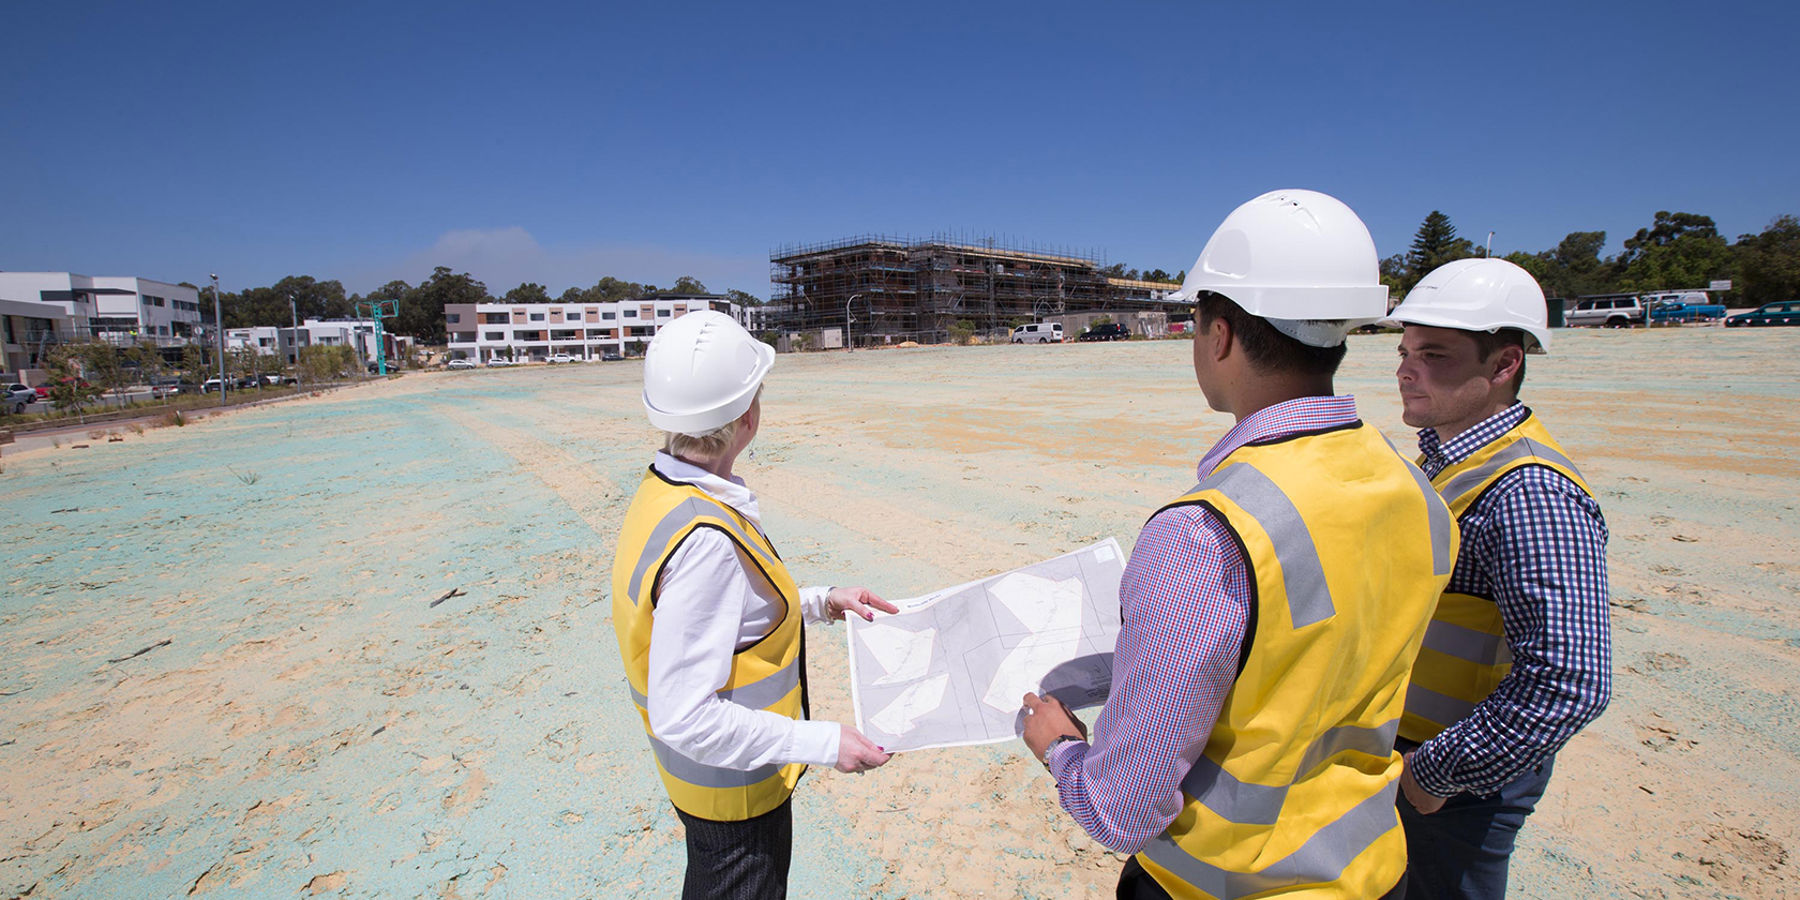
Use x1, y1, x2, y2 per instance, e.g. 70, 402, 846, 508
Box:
846, 538, 1126, 752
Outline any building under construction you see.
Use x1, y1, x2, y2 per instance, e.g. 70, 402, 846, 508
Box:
766, 235, 1182, 346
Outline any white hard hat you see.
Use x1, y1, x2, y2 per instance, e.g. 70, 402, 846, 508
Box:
1386, 258, 1551, 354
1170, 189, 1390, 347
642, 310, 774, 435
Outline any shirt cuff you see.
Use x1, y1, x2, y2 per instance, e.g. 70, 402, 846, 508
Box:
790, 718, 840, 767
1048, 737, 1087, 781
1409, 740, 1458, 797
800, 585, 834, 625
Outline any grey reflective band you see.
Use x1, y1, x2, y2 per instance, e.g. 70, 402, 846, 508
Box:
626, 496, 779, 607
1437, 437, 1584, 510
1180, 722, 1398, 826
1195, 464, 1334, 628
1405, 683, 1476, 727
627, 660, 800, 713
646, 731, 783, 789
1380, 435, 1455, 577
1421, 619, 1510, 667
1141, 777, 1400, 898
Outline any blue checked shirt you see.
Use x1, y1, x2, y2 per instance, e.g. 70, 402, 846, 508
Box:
1409, 402, 1613, 797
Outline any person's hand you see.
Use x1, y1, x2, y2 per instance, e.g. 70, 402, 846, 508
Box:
1021, 692, 1086, 764
836, 725, 891, 774
1399, 751, 1447, 814
827, 586, 900, 623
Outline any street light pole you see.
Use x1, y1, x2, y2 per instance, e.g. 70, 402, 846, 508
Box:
211, 273, 225, 407
1486, 231, 1495, 258
844, 293, 863, 353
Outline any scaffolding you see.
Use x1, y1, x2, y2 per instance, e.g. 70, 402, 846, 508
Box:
768, 234, 1174, 346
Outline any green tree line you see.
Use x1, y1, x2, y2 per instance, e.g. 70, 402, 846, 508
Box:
1383, 209, 1800, 305
204, 270, 759, 344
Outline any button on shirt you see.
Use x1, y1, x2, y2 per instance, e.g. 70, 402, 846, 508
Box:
1408, 402, 1612, 797
1046, 395, 1361, 854
646, 452, 841, 771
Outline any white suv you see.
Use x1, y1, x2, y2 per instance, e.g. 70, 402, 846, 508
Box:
1567, 296, 1645, 328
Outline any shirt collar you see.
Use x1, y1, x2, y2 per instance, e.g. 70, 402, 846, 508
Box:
1417, 402, 1528, 473
653, 451, 761, 523
1196, 395, 1361, 478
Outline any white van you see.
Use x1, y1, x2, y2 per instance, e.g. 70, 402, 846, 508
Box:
1011, 322, 1063, 344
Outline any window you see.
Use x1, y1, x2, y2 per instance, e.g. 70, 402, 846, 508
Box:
485, 331, 506, 341
482, 313, 509, 325
602, 311, 616, 320
657, 309, 671, 317
530, 313, 545, 321
623, 309, 637, 318
447, 313, 461, 323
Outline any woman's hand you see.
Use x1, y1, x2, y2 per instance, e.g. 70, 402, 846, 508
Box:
827, 586, 900, 623
836, 725, 891, 773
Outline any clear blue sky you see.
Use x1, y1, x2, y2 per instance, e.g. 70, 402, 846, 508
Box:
4, 1, 1794, 298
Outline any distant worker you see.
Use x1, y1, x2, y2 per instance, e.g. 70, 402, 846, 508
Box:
1021, 189, 1456, 898
611, 310, 898, 900
1385, 258, 1612, 899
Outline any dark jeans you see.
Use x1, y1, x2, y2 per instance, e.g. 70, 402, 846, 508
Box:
1397, 754, 1555, 900
674, 798, 792, 900
1116, 856, 1406, 899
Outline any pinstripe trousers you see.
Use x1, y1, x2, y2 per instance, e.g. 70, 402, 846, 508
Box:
675, 798, 793, 900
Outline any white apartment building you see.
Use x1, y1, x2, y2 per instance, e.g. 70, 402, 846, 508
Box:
443, 294, 741, 362
0, 272, 204, 350
226, 320, 411, 367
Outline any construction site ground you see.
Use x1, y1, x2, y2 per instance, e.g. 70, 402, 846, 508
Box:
2, 327, 1795, 898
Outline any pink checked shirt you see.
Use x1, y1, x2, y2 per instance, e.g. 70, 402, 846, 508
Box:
1046, 395, 1363, 853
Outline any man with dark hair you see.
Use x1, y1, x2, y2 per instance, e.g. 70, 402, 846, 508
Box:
1385, 258, 1612, 899
1020, 189, 1456, 899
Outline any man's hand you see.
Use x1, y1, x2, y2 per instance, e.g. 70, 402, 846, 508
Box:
1021, 692, 1087, 765
827, 586, 900, 623
836, 725, 891, 774
1400, 751, 1447, 814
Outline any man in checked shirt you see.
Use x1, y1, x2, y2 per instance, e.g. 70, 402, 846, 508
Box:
1385, 258, 1612, 899
1022, 189, 1456, 900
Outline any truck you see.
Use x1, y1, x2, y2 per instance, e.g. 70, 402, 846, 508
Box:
1645, 291, 1727, 324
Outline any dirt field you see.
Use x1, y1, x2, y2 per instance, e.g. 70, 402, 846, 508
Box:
2, 327, 1796, 898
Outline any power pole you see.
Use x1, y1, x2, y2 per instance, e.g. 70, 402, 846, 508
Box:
211, 273, 225, 407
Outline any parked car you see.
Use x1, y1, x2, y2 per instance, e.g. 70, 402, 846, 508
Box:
446, 358, 477, 370
202, 377, 225, 393
600, 350, 623, 361
261, 374, 298, 386
1567, 296, 1646, 327
1011, 323, 1064, 344
547, 353, 576, 364
1645, 292, 1727, 324
1725, 301, 1800, 327
234, 375, 261, 389
486, 357, 523, 367
1079, 322, 1131, 341
4, 383, 35, 414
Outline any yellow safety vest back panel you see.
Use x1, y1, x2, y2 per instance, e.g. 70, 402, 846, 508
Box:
1135, 423, 1457, 899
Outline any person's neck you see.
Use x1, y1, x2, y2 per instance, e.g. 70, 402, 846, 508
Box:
1431, 399, 1513, 446
1227, 375, 1335, 423
676, 451, 734, 481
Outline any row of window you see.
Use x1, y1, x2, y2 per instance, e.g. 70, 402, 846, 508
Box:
141, 295, 166, 307
450, 308, 678, 326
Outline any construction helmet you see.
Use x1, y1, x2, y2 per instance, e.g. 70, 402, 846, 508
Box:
1386, 258, 1551, 354
642, 311, 774, 435
1170, 189, 1389, 347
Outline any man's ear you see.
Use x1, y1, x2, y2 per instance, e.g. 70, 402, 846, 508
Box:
1490, 344, 1524, 386
1206, 314, 1234, 363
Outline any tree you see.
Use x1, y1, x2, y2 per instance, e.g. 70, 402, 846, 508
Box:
45, 343, 104, 413
670, 275, 708, 294
504, 282, 551, 304
1616, 211, 1731, 291
556, 286, 586, 304
1732, 215, 1800, 306
1506, 231, 1611, 299
1141, 269, 1175, 283
392, 267, 489, 344
724, 289, 762, 308
298, 344, 355, 383
1403, 211, 1475, 291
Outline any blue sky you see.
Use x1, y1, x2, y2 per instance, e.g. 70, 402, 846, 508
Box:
4, 1, 1794, 298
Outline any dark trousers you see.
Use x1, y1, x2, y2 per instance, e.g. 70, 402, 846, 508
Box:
1397, 755, 1554, 900
674, 798, 792, 900
1116, 856, 1406, 899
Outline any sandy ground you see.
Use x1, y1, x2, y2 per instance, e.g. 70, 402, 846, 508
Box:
2, 327, 1796, 898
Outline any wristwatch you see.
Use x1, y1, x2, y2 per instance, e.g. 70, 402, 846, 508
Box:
1042, 734, 1083, 770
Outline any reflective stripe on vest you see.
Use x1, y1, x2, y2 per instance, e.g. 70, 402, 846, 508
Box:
1381, 435, 1455, 578
1190, 464, 1335, 628
1179, 721, 1399, 826
627, 684, 792, 789
623, 496, 781, 608
1436, 436, 1584, 512
1420, 618, 1512, 668
1140, 783, 1400, 899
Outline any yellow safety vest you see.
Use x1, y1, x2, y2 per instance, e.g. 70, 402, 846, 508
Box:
611, 466, 807, 822
1399, 412, 1591, 744
1134, 423, 1457, 899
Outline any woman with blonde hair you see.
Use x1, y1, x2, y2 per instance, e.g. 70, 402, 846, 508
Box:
611, 310, 894, 899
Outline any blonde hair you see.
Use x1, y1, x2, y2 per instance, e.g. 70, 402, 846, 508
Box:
664, 419, 738, 463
